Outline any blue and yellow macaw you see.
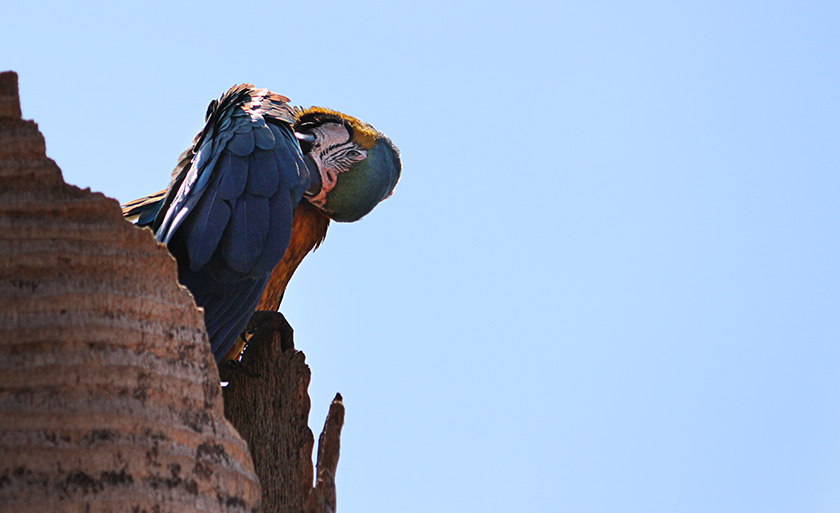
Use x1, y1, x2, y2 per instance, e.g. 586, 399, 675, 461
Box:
122, 84, 400, 363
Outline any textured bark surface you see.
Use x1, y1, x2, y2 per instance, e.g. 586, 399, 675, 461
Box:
222, 312, 345, 513
0, 71, 260, 513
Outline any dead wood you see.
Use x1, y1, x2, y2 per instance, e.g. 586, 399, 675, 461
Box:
221, 312, 344, 513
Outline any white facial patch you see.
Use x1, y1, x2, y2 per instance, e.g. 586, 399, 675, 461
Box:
307, 123, 367, 208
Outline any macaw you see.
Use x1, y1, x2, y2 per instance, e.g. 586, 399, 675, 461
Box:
122, 84, 400, 363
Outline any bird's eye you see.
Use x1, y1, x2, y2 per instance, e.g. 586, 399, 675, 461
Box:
346, 149, 361, 158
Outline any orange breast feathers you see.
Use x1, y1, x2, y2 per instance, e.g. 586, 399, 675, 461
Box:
221, 200, 330, 361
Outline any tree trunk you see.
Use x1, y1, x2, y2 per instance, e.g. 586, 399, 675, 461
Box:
0, 71, 260, 513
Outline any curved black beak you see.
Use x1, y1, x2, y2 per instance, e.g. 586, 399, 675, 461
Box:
295, 131, 316, 155
303, 154, 321, 197
295, 132, 316, 143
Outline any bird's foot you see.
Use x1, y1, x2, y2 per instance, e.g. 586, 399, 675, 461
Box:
219, 312, 294, 381
243, 310, 296, 354
219, 358, 262, 380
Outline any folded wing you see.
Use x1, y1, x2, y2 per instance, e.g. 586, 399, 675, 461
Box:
146, 85, 309, 360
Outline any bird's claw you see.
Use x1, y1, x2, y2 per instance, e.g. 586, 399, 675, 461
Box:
244, 310, 295, 353
219, 359, 262, 380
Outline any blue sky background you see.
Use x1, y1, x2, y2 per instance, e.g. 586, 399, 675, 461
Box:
4, 1, 839, 511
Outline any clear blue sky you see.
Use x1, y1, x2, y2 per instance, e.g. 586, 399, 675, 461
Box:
4, 1, 839, 511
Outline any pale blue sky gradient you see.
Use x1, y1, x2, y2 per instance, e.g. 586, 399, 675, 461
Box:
4, 1, 839, 511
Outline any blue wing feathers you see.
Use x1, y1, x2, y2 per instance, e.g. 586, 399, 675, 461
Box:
151, 84, 308, 360
207, 276, 269, 360
267, 123, 286, 145
276, 136, 306, 190
220, 193, 270, 274
246, 150, 281, 197
185, 190, 232, 271
233, 113, 251, 132
216, 152, 248, 200
248, 186, 296, 277
253, 124, 276, 150
177, 267, 269, 360
250, 115, 267, 129
227, 130, 255, 156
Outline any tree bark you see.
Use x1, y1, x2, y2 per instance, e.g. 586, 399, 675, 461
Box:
221, 312, 345, 513
0, 70, 345, 513
0, 71, 260, 513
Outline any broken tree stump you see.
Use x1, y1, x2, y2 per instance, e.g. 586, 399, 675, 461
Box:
221, 312, 345, 513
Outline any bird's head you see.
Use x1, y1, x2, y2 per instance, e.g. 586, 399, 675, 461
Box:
295, 107, 401, 222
